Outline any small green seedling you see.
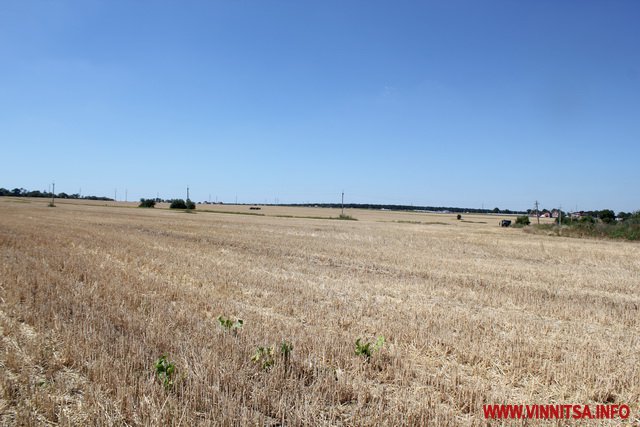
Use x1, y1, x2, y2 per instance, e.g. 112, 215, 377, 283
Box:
280, 341, 293, 372
154, 354, 176, 388
355, 336, 385, 361
252, 346, 275, 370
280, 341, 293, 359
252, 341, 294, 371
217, 316, 243, 335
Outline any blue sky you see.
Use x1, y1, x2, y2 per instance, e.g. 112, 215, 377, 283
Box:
1, 1, 638, 212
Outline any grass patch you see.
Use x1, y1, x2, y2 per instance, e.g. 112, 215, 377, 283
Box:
2, 198, 31, 203
524, 221, 640, 241
197, 210, 355, 221
199, 209, 265, 217
394, 220, 448, 225
273, 214, 330, 220
336, 214, 357, 221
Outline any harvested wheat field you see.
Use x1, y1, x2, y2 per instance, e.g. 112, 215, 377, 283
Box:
0, 198, 639, 426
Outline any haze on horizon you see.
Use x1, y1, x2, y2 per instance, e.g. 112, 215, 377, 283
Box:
1, 1, 639, 213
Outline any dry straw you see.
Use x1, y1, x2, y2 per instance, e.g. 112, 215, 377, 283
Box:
0, 199, 638, 425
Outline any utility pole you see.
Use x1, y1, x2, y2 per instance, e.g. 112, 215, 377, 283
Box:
534, 200, 540, 225
341, 191, 345, 216
558, 205, 562, 226
51, 182, 55, 207
125, 189, 128, 202
187, 186, 190, 201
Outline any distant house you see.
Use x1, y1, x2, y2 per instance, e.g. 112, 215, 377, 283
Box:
530, 211, 552, 218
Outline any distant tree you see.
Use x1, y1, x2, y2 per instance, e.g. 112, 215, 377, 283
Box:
516, 216, 530, 226
492, 207, 500, 214
26, 190, 44, 198
580, 215, 596, 224
170, 199, 188, 209
617, 212, 631, 221
598, 209, 616, 224
186, 199, 196, 210
84, 195, 113, 201
139, 198, 156, 208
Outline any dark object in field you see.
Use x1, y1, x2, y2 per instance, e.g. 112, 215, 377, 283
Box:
500, 220, 512, 227
250, 206, 261, 210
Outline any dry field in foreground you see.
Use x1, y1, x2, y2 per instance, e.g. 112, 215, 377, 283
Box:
0, 198, 638, 426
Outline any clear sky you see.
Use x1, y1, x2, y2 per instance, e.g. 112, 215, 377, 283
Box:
1, 1, 638, 212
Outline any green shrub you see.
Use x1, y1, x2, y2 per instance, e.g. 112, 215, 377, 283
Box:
251, 341, 294, 371
217, 316, 243, 335
599, 209, 616, 224
280, 341, 293, 359
354, 336, 385, 361
154, 354, 176, 388
528, 217, 640, 241
280, 341, 293, 373
170, 199, 188, 209
252, 346, 275, 370
579, 215, 596, 224
186, 199, 196, 210
337, 214, 356, 220
515, 216, 530, 226
139, 198, 156, 208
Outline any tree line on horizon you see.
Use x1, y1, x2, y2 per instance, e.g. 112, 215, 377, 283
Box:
284, 203, 527, 215
0, 187, 113, 201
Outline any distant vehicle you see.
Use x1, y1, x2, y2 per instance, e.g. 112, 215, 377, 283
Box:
249, 206, 261, 210
500, 220, 512, 227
